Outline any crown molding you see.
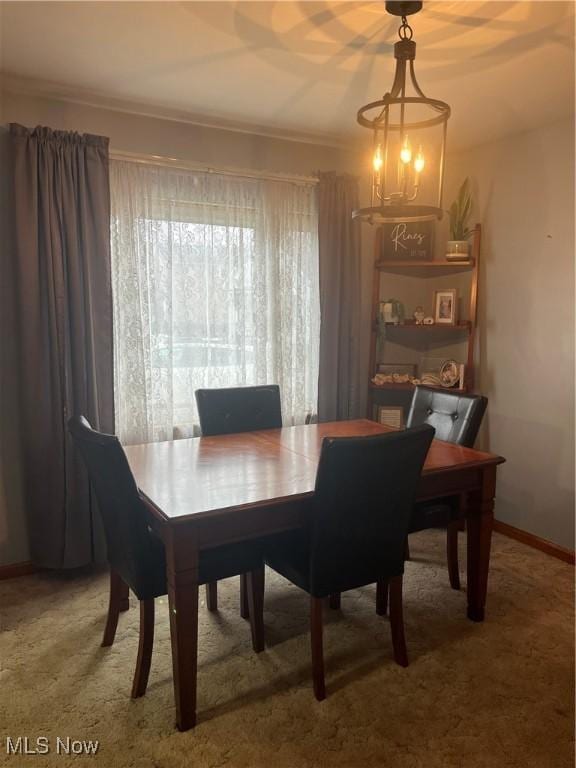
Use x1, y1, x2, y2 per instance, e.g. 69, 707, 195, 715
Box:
2, 73, 361, 151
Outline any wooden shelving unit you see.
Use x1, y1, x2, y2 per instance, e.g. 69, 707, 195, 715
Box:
368, 223, 481, 421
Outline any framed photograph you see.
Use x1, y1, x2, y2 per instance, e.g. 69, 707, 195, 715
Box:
374, 406, 404, 430
381, 220, 434, 261
433, 289, 457, 325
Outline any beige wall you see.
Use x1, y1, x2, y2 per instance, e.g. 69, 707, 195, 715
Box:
444, 117, 575, 550
3, 90, 358, 176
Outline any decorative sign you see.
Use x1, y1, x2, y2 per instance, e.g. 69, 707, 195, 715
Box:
381, 221, 434, 261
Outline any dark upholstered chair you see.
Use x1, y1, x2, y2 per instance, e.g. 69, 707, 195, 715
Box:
68, 416, 266, 699
195, 385, 282, 437
405, 386, 488, 589
406, 386, 487, 448
261, 425, 435, 700
195, 385, 282, 616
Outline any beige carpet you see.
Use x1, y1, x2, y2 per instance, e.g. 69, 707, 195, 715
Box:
1, 530, 574, 768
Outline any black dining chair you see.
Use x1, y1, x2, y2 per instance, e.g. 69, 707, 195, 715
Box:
195, 385, 282, 616
195, 384, 282, 437
68, 416, 266, 699
261, 425, 435, 700
405, 386, 488, 590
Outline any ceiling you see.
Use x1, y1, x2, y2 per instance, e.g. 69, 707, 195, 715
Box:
1, 1, 574, 150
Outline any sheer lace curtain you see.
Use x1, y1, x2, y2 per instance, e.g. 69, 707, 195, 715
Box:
110, 160, 320, 445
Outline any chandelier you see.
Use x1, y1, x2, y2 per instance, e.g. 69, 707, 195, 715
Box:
353, 1, 450, 224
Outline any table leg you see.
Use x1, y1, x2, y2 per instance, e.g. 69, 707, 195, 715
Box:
466, 464, 497, 622
165, 529, 199, 731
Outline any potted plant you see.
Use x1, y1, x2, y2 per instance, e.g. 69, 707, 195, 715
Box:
376, 299, 405, 359
447, 178, 473, 261
379, 298, 405, 326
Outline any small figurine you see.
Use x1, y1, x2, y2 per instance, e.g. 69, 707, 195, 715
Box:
413, 306, 425, 325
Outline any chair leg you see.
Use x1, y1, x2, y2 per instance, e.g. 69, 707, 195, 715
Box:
376, 579, 389, 616
447, 521, 461, 590
131, 599, 155, 698
328, 592, 341, 610
102, 569, 126, 647
240, 573, 250, 619
388, 575, 409, 668
310, 596, 326, 701
246, 568, 265, 653
119, 577, 130, 612
205, 582, 218, 612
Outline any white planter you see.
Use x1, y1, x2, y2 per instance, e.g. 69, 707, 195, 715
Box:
381, 302, 398, 324
446, 240, 470, 261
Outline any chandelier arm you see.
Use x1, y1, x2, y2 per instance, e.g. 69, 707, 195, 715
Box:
382, 107, 389, 200
410, 62, 449, 115
372, 131, 378, 206
389, 58, 407, 98
409, 59, 428, 99
400, 84, 406, 138
374, 99, 389, 125
437, 119, 448, 210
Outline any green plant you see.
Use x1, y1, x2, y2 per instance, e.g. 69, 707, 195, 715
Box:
449, 178, 473, 240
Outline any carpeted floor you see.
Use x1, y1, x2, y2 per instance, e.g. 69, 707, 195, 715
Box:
1, 530, 574, 768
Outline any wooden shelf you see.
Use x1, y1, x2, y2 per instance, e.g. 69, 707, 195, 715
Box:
375, 258, 475, 270
370, 382, 415, 391
370, 382, 469, 394
381, 322, 471, 332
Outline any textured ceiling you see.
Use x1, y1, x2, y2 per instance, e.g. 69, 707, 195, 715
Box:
1, 1, 574, 150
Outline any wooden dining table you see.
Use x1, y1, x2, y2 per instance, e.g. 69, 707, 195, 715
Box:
124, 418, 505, 731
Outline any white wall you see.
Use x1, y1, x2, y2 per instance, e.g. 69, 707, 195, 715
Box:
444, 117, 575, 550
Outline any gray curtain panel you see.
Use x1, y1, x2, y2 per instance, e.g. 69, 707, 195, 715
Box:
317, 172, 362, 421
8, 124, 114, 568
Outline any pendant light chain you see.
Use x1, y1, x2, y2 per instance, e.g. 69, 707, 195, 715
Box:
399, 16, 414, 40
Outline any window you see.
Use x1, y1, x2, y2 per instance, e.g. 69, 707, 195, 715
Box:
110, 160, 320, 444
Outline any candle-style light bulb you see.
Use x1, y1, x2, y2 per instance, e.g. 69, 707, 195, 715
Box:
414, 146, 425, 174
373, 144, 383, 173
400, 136, 412, 165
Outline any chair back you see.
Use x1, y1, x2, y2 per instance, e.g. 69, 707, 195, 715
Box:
195, 385, 282, 436
309, 425, 435, 596
406, 386, 487, 447
68, 416, 165, 599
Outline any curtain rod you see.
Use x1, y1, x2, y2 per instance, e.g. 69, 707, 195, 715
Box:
110, 150, 319, 186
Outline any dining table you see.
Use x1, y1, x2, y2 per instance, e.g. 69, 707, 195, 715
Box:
124, 418, 505, 731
